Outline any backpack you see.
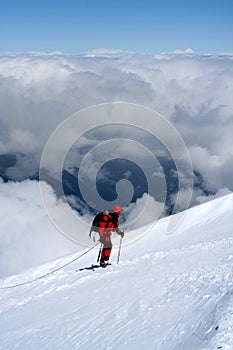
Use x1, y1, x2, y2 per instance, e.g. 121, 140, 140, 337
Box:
89, 210, 119, 241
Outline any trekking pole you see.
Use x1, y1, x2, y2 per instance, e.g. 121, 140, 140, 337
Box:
97, 243, 103, 263
117, 237, 123, 264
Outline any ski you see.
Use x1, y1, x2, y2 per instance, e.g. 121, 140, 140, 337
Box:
76, 263, 111, 272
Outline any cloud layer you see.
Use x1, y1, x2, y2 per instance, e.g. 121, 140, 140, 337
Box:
0, 179, 79, 277
0, 51, 232, 197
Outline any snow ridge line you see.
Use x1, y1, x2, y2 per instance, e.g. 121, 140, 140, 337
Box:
0, 243, 99, 290
124, 236, 233, 266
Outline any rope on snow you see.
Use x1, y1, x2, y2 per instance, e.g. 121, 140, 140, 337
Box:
0, 243, 99, 290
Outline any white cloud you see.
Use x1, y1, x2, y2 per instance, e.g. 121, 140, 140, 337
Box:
123, 193, 165, 230
196, 187, 232, 204
170, 187, 195, 213
189, 145, 233, 192
85, 48, 133, 57
0, 51, 232, 208
172, 48, 194, 54
0, 179, 89, 278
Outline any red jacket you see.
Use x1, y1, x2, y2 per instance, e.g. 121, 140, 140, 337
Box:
91, 210, 121, 237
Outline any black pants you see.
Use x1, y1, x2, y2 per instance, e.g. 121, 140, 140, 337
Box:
100, 239, 113, 262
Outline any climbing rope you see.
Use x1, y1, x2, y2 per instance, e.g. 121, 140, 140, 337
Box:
0, 243, 99, 290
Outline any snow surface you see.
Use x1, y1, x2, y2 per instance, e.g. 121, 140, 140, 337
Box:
0, 194, 233, 350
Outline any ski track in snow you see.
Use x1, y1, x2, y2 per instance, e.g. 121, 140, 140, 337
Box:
0, 194, 233, 350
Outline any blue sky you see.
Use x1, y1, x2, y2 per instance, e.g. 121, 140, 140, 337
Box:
1, 0, 233, 54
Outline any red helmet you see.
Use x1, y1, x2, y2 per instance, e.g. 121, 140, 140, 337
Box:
112, 204, 122, 215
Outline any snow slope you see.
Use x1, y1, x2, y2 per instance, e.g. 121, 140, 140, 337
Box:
0, 194, 233, 350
